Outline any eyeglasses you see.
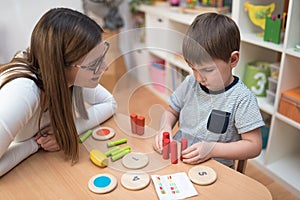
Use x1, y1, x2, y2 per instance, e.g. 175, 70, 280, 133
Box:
74, 41, 110, 74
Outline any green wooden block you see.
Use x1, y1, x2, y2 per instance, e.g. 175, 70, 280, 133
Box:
264, 16, 282, 44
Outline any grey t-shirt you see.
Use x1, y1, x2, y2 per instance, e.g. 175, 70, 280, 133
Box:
170, 75, 264, 167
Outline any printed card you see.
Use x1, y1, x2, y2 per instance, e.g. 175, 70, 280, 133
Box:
151, 172, 198, 200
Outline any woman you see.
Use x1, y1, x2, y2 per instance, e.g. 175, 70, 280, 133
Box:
0, 8, 117, 176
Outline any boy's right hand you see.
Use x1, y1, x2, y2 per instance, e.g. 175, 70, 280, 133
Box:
154, 133, 163, 153
153, 130, 172, 153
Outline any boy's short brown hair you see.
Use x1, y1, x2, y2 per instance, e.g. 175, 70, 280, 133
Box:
183, 13, 240, 66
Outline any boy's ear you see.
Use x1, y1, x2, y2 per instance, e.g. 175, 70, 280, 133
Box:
230, 51, 239, 68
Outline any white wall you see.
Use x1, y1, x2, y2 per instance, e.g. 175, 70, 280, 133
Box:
0, 0, 83, 63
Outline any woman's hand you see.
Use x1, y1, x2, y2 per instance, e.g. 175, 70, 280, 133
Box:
181, 141, 216, 164
34, 125, 60, 151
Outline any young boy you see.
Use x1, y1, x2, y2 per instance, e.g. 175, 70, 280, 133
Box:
154, 13, 264, 168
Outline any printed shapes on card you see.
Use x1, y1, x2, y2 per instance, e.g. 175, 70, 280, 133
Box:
188, 165, 217, 185
88, 173, 117, 194
92, 127, 115, 141
122, 152, 149, 169
121, 171, 150, 190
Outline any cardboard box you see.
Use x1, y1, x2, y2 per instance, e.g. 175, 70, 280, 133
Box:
278, 87, 300, 123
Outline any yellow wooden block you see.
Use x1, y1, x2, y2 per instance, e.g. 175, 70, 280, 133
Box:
90, 149, 108, 167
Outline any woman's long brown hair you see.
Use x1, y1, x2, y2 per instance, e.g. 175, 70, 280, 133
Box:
0, 8, 103, 163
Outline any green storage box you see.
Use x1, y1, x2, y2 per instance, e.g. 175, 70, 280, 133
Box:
243, 61, 271, 97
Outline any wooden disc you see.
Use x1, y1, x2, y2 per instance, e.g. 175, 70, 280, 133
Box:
122, 152, 149, 169
88, 173, 117, 193
188, 165, 217, 185
121, 171, 150, 190
92, 127, 115, 141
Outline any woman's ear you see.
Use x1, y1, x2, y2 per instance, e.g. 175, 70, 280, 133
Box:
230, 51, 239, 68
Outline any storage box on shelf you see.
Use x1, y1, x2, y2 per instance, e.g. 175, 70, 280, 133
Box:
232, 0, 300, 197
278, 87, 300, 123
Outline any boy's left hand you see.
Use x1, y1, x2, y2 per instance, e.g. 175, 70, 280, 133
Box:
181, 142, 216, 164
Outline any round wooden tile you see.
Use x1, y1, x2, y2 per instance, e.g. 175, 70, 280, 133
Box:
92, 127, 115, 141
121, 171, 150, 190
122, 152, 149, 169
88, 173, 117, 193
188, 165, 217, 185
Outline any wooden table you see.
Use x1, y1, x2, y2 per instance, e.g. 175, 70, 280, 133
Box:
0, 116, 272, 200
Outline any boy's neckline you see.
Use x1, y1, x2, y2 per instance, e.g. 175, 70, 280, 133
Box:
199, 76, 239, 95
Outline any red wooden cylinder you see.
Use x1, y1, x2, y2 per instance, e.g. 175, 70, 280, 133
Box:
170, 141, 178, 164
180, 138, 188, 161
163, 138, 170, 160
130, 114, 137, 134
136, 116, 145, 135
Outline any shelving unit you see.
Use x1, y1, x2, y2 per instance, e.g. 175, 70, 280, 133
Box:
232, 0, 300, 197
133, 1, 300, 197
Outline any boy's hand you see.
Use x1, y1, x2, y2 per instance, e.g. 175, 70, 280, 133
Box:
34, 125, 60, 152
181, 141, 216, 164
153, 130, 172, 153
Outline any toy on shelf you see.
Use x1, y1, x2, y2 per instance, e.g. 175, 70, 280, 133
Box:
186, 0, 197, 8
182, 0, 230, 14
243, 61, 271, 97
244, 1, 275, 37
264, 15, 282, 44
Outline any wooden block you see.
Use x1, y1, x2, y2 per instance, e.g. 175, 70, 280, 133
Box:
88, 173, 117, 193
188, 165, 217, 185
170, 141, 178, 164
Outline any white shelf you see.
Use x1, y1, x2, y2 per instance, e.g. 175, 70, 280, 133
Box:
241, 33, 284, 52
257, 97, 274, 115
139, 2, 196, 25
276, 113, 300, 130
251, 152, 300, 197
285, 48, 300, 58
233, 0, 300, 197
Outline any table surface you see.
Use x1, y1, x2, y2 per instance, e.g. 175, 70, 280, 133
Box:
0, 116, 272, 200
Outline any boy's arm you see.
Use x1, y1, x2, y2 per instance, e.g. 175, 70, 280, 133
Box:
154, 106, 179, 151
182, 128, 262, 164
160, 106, 179, 132
211, 128, 262, 160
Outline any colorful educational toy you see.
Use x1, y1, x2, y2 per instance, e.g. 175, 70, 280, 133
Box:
111, 146, 131, 157
121, 171, 150, 190
170, 141, 178, 164
92, 127, 115, 141
79, 130, 92, 143
188, 165, 217, 185
111, 149, 131, 162
130, 114, 138, 134
104, 146, 121, 157
90, 149, 108, 167
122, 152, 149, 169
130, 113, 145, 135
163, 138, 170, 160
180, 138, 188, 161
88, 173, 117, 194
151, 172, 198, 199
107, 138, 127, 147
162, 132, 170, 160
136, 116, 145, 135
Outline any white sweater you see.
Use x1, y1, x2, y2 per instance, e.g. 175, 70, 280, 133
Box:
0, 77, 117, 176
